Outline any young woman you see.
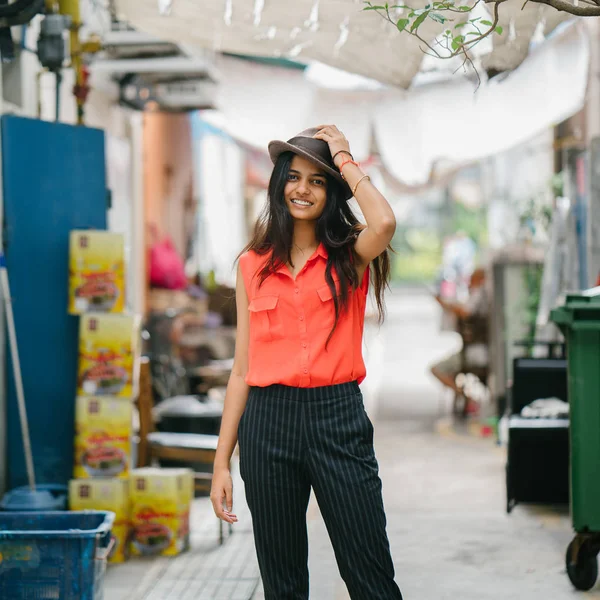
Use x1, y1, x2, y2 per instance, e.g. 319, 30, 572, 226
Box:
210, 125, 403, 599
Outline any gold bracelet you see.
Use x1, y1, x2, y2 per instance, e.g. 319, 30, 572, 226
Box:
352, 174, 370, 196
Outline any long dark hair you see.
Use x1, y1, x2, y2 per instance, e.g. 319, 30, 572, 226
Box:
240, 151, 391, 334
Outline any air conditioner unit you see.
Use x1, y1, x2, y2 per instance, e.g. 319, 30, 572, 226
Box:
153, 78, 217, 110
101, 28, 179, 60
121, 76, 217, 112
89, 21, 219, 112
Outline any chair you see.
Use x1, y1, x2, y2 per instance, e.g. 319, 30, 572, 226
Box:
136, 357, 232, 543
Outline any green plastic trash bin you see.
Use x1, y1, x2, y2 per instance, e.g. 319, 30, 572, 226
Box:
551, 286, 600, 591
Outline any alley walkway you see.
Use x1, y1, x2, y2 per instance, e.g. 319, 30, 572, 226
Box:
106, 287, 584, 599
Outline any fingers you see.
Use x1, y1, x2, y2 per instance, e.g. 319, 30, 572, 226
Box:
223, 509, 238, 524
315, 124, 343, 134
223, 480, 238, 522
314, 125, 351, 157
214, 499, 238, 523
210, 487, 238, 524
313, 131, 331, 140
314, 125, 346, 140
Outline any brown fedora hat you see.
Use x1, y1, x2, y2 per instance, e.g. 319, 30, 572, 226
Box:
268, 127, 353, 199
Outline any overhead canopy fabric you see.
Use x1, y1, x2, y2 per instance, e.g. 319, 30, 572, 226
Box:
112, 1, 588, 186
197, 22, 587, 186
373, 22, 589, 185
116, 0, 572, 88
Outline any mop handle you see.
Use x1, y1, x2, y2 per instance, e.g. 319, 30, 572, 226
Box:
0, 254, 36, 491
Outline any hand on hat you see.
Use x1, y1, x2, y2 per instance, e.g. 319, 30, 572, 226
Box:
313, 125, 352, 169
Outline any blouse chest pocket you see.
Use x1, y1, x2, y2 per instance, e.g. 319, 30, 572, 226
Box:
248, 294, 284, 342
316, 284, 336, 331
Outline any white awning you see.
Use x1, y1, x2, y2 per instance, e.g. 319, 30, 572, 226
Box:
196, 22, 588, 186
112, 1, 588, 186
115, 0, 572, 88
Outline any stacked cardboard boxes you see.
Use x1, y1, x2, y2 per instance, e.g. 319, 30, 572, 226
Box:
67, 230, 193, 561
68, 231, 138, 563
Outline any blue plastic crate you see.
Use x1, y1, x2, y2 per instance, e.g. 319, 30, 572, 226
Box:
0, 510, 115, 600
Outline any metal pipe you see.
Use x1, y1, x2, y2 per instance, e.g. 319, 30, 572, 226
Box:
58, 0, 83, 124
36, 69, 42, 118
0, 257, 36, 492
55, 70, 61, 121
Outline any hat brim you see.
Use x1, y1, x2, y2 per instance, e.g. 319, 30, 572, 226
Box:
268, 140, 353, 200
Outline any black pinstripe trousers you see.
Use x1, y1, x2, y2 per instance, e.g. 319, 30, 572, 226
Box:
238, 381, 403, 600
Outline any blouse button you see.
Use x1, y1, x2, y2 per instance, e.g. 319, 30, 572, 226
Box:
294, 288, 299, 294
302, 343, 307, 348
303, 368, 308, 374
299, 316, 304, 321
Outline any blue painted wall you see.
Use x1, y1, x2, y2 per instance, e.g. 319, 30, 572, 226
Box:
1, 116, 107, 488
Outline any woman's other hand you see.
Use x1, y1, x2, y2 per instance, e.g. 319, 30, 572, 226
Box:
313, 125, 351, 167
210, 467, 238, 524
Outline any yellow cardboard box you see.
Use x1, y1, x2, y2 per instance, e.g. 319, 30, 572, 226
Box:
69, 479, 130, 563
69, 230, 126, 315
129, 468, 190, 557
74, 396, 132, 480
78, 314, 141, 398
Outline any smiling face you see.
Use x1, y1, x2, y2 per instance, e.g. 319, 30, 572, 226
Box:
284, 155, 328, 221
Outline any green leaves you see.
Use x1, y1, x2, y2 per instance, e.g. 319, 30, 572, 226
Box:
430, 12, 447, 23
363, 1, 413, 9
411, 11, 429, 31
396, 18, 410, 31
363, 0, 503, 55
362, 2, 387, 10
451, 34, 465, 50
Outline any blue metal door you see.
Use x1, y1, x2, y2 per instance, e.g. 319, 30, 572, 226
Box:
1, 116, 107, 488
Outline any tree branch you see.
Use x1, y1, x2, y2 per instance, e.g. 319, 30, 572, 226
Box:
364, 0, 599, 86
444, 0, 483, 12
368, 0, 504, 60
486, 0, 600, 15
